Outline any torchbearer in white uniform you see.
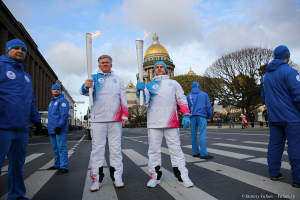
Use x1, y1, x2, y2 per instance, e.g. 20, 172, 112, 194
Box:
80, 55, 129, 192
136, 61, 193, 188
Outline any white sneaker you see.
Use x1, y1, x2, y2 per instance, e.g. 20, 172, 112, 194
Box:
147, 179, 161, 188
178, 180, 194, 188
90, 182, 102, 192
114, 180, 124, 188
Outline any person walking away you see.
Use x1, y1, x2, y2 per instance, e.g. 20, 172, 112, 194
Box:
187, 81, 213, 159
47, 84, 70, 175
261, 45, 300, 188
80, 55, 129, 192
263, 107, 269, 127
249, 111, 255, 128
0, 39, 42, 200
136, 61, 193, 188
228, 113, 234, 128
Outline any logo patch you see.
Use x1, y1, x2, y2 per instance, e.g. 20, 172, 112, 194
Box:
6, 71, 16, 79
98, 78, 104, 83
49, 103, 52, 107
62, 103, 66, 107
24, 75, 30, 83
113, 79, 117, 83
296, 75, 300, 82
152, 84, 158, 89
54, 102, 58, 106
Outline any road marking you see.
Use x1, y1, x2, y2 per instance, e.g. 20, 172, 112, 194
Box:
212, 138, 222, 139
212, 143, 288, 155
122, 149, 217, 200
195, 162, 298, 197
247, 158, 291, 170
1, 153, 44, 176
182, 145, 254, 159
161, 147, 205, 163
82, 157, 117, 200
243, 141, 287, 147
227, 139, 237, 141
0, 135, 85, 200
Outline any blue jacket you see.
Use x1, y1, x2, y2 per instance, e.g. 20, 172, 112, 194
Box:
47, 94, 69, 134
0, 54, 40, 132
261, 59, 300, 122
187, 87, 213, 119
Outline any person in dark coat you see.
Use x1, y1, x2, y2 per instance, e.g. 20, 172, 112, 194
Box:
249, 111, 255, 128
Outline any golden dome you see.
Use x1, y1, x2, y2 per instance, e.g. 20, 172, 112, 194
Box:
145, 44, 169, 56
128, 80, 133, 86
188, 67, 195, 74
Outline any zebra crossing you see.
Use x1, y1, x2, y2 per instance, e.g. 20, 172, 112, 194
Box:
0, 130, 299, 200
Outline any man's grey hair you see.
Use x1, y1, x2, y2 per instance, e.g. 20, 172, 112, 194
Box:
98, 55, 112, 63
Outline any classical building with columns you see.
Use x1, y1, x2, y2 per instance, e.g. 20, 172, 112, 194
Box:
0, 1, 75, 125
137, 33, 175, 84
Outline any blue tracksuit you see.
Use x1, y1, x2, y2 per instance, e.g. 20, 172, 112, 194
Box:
261, 59, 300, 184
48, 94, 69, 170
0, 54, 40, 199
187, 87, 212, 156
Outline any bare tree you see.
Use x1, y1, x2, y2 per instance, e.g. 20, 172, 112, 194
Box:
204, 47, 273, 113
128, 105, 147, 123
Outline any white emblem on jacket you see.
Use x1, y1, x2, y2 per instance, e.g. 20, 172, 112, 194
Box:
296, 75, 300, 82
6, 71, 16, 79
24, 75, 30, 83
98, 78, 104, 83
62, 103, 66, 107
54, 102, 58, 106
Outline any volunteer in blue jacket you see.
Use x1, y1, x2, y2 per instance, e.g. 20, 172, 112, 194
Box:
0, 39, 42, 200
261, 45, 300, 188
47, 84, 70, 175
187, 82, 213, 159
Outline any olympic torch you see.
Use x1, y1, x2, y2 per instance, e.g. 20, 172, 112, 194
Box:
136, 39, 144, 105
86, 33, 93, 109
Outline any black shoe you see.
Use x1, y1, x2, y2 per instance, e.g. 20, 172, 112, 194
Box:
47, 166, 59, 170
56, 169, 69, 175
270, 173, 283, 180
200, 155, 214, 159
292, 182, 300, 188
193, 154, 200, 157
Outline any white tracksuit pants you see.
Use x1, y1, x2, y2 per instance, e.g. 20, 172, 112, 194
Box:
90, 122, 123, 182
148, 128, 190, 182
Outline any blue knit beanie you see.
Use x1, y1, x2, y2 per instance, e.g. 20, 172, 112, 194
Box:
191, 81, 199, 88
273, 45, 290, 60
51, 84, 61, 91
6, 39, 27, 54
154, 61, 167, 73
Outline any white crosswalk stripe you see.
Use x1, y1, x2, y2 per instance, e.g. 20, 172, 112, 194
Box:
122, 149, 217, 200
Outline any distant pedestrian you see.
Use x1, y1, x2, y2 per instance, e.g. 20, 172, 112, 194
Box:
228, 113, 234, 128
216, 114, 222, 128
263, 107, 268, 127
242, 113, 249, 129
261, 45, 300, 188
249, 111, 255, 128
47, 84, 70, 175
0, 39, 42, 200
257, 109, 264, 128
187, 81, 213, 159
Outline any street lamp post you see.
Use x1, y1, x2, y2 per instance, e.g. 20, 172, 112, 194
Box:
75, 104, 77, 129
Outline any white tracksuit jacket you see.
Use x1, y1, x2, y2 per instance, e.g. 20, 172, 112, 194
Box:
137, 75, 190, 128
137, 75, 191, 182
80, 69, 129, 182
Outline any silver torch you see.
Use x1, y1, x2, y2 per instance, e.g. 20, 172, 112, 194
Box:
86, 33, 93, 109
136, 39, 144, 105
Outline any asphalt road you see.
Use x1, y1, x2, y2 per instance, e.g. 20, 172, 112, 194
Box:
0, 128, 299, 200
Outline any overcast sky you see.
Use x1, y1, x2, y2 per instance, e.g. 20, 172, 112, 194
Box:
3, 0, 300, 118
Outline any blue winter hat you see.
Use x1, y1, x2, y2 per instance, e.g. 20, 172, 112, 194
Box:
273, 45, 290, 60
191, 81, 199, 88
6, 39, 27, 54
51, 84, 61, 91
154, 61, 167, 73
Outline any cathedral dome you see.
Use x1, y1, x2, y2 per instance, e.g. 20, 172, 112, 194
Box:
144, 44, 169, 56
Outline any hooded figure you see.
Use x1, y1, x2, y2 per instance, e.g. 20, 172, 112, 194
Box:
47, 83, 70, 175
187, 81, 213, 159
261, 45, 300, 188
